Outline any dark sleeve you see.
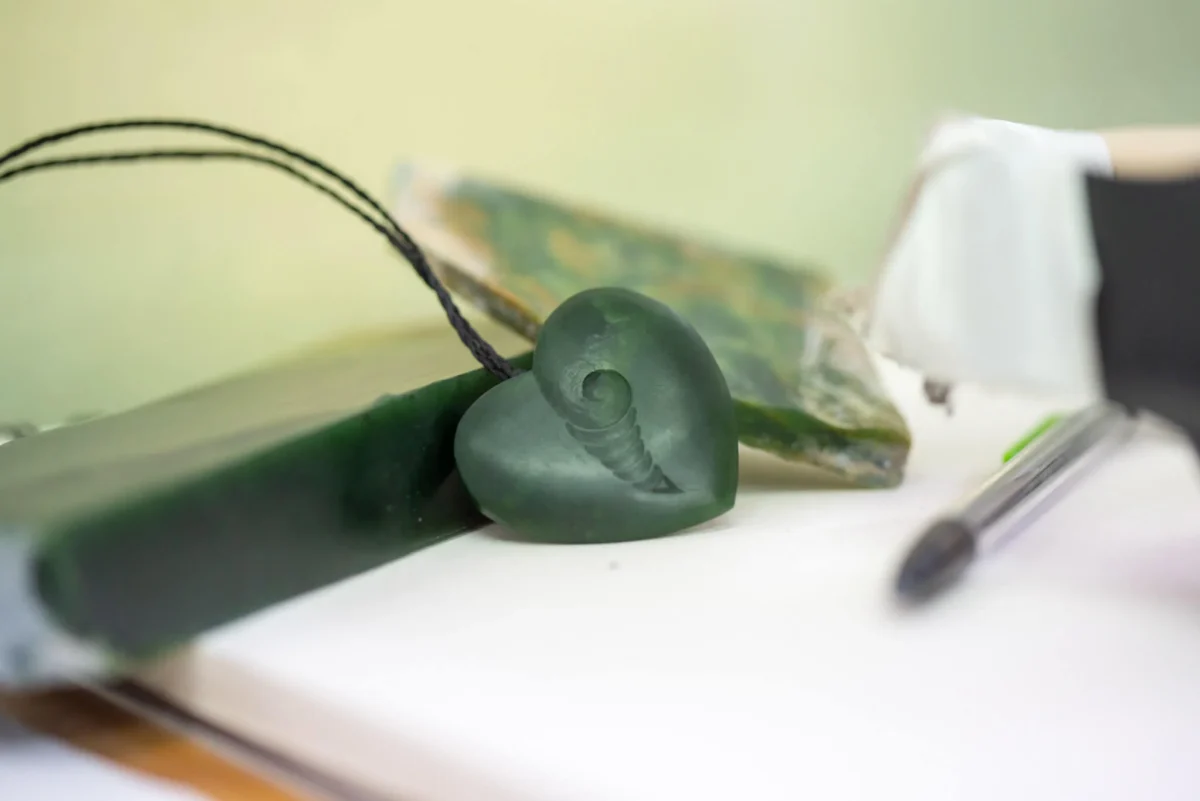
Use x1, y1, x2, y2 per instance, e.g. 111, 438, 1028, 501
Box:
1086, 174, 1200, 437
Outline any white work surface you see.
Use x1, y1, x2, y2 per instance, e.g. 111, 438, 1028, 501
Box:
141, 363, 1200, 801
0, 712, 210, 801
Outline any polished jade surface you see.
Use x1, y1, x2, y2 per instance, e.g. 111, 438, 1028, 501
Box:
456, 288, 739, 544
0, 323, 532, 662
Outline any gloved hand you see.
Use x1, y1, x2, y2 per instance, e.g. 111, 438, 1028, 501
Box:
862, 115, 1115, 403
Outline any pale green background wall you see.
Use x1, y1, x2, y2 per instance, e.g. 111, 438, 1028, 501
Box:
3, 0, 1199, 421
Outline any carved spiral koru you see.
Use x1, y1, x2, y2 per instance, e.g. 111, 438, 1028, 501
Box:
554, 368, 679, 494
532, 296, 682, 494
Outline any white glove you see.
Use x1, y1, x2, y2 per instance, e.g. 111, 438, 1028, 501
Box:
864, 116, 1114, 402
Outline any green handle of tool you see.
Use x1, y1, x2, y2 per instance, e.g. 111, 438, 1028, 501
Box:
1002, 413, 1064, 463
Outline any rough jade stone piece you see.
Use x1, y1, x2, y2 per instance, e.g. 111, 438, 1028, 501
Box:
392, 165, 911, 488
0, 323, 532, 665
456, 288, 739, 544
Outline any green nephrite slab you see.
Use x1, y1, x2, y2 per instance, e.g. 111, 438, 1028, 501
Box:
392, 165, 911, 488
0, 322, 531, 685
457, 288, 739, 544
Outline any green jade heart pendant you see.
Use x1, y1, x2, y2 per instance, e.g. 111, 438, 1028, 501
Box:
455, 287, 739, 544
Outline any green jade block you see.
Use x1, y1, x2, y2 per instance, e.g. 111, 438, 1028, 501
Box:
0, 323, 531, 679
393, 165, 912, 488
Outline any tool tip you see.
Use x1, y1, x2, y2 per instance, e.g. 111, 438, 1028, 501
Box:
894, 519, 977, 605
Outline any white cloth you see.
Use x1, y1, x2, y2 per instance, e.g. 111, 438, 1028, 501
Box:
865, 116, 1114, 401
